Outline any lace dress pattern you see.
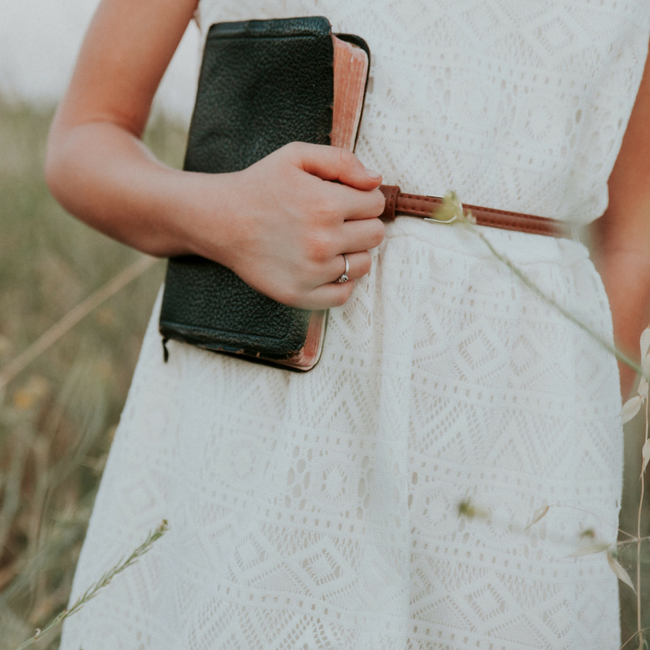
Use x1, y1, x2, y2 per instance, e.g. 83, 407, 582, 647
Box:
61, 1, 650, 649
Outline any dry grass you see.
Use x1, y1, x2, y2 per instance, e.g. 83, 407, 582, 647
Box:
620, 411, 650, 644
0, 97, 648, 648
0, 98, 182, 648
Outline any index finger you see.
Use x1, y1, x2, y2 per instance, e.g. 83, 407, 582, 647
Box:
328, 183, 386, 221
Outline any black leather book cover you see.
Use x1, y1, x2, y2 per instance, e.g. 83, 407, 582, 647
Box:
159, 16, 368, 369
159, 17, 334, 367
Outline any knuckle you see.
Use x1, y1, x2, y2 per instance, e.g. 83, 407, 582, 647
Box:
337, 147, 357, 168
306, 234, 333, 263
281, 141, 306, 161
376, 220, 386, 244
313, 195, 343, 223
316, 195, 338, 218
369, 219, 385, 247
359, 252, 372, 275
283, 141, 301, 155
372, 190, 387, 215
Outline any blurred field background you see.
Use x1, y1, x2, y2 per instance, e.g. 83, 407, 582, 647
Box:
0, 2, 196, 645
0, 98, 183, 648
0, 3, 649, 647
0, 0, 199, 122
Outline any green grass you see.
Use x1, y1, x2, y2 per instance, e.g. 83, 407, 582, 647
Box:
0, 96, 648, 648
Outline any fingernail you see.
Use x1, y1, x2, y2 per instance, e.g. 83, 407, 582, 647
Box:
364, 166, 381, 179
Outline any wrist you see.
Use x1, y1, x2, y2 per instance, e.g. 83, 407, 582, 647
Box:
158, 168, 247, 268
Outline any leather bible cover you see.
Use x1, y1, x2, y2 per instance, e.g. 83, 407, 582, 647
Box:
159, 16, 370, 370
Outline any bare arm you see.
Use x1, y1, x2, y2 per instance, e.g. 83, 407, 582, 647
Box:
46, 0, 385, 310
593, 44, 650, 398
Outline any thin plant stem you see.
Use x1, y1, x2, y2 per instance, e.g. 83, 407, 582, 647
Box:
15, 520, 168, 650
638, 398, 649, 650
621, 626, 650, 650
431, 194, 645, 377
545, 503, 637, 540
617, 536, 650, 549
0, 255, 159, 395
464, 221, 644, 378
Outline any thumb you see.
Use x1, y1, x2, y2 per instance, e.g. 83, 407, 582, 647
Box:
289, 143, 382, 190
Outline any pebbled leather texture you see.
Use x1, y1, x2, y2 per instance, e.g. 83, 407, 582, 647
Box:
183, 16, 334, 174
160, 16, 335, 362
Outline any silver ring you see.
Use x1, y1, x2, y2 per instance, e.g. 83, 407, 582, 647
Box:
336, 254, 350, 283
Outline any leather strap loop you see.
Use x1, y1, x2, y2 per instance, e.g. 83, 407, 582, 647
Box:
379, 184, 400, 221
378, 185, 570, 239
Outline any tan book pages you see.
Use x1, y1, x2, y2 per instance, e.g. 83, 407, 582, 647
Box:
331, 36, 369, 151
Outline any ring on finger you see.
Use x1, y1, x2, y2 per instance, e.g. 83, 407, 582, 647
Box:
336, 254, 350, 283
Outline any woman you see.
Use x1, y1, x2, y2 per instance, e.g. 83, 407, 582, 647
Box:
48, 0, 650, 648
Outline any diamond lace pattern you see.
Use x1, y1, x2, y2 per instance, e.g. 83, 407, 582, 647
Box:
61, 2, 650, 649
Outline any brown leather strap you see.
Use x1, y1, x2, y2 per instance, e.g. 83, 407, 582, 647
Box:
378, 185, 570, 239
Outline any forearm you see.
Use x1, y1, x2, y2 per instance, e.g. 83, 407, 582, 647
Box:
597, 246, 650, 398
45, 118, 237, 260
594, 39, 650, 398
46, 114, 385, 310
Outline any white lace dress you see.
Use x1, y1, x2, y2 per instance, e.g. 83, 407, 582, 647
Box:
61, 2, 650, 649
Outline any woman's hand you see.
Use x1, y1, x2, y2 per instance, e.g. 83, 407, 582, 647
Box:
185, 143, 385, 310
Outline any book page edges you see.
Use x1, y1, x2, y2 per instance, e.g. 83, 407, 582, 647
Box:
331, 36, 369, 151
274, 310, 327, 370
